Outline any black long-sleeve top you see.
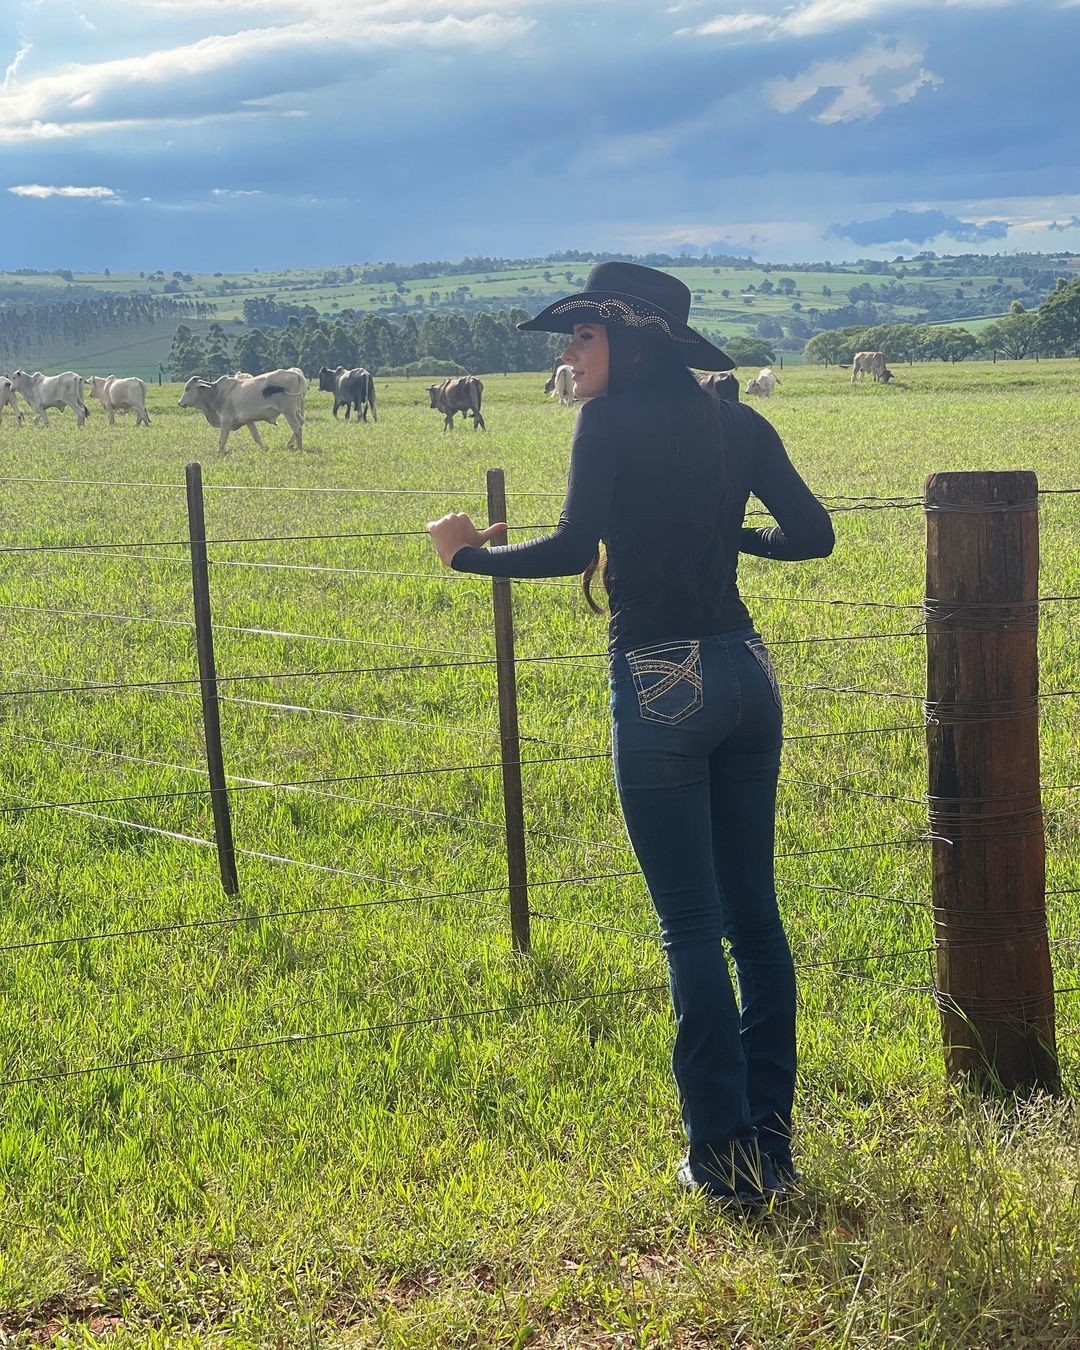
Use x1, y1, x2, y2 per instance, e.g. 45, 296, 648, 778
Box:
451, 389, 834, 651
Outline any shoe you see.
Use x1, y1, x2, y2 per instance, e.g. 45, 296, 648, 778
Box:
762, 1155, 803, 1191
676, 1143, 784, 1208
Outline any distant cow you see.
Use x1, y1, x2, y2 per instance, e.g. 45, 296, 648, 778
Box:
318, 366, 377, 422
851, 351, 890, 383
744, 368, 779, 398
427, 376, 485, 431
179, 369, 305, 452
86, 375, 150, 427
0, 376, 24, 426
10, 370, 89, 427
545, 364, 575, 407
697, 372, 740, 403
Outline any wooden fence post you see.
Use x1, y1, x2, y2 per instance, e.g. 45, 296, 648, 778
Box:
486, 468, 530, 953
924, 470, 1058, 1094
186, 462, 240, 898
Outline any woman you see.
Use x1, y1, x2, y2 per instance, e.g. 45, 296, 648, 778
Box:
427, 263, 834, 1205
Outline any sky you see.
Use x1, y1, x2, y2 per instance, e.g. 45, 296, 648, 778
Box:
1, 0, 1078, 271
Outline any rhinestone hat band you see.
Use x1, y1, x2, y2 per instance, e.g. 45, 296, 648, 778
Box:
549, 295, 699, 345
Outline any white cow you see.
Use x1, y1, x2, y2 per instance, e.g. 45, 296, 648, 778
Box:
851, 351, 891, 383
179, 370, 305, 452
550, 363, 575, 407
86, 375, 150, 427
0, 376, 25, 427
10, 369, 89, 427
744, 367, 779, 398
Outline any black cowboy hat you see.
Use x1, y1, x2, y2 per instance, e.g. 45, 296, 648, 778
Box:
518, 260, 734, 372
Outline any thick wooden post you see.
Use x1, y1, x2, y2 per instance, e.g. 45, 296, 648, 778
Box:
486, 468, 530, 953
924, 470, 1057, 1094
186, 462, 240, 897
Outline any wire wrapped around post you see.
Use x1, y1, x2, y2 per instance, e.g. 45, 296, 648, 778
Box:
924, 470, 1057, 1094
487, 469, 530, 953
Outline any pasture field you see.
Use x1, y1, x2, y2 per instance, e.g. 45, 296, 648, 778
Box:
0, 361, 1077, 1347
3, 258, 1035, 378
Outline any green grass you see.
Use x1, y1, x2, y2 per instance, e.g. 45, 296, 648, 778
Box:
0, 362, 1077, 1347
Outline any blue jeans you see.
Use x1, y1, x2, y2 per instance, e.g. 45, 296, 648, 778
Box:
610, 629, 796, 1180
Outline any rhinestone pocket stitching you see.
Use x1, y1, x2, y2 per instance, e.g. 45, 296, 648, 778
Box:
744, 638, 781, 709
625, 641, 703, 725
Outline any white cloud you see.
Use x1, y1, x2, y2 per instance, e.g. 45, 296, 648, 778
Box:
766, 37, 941, 123
680, 0, 1019, 40
3, 43, 32, 90
0, 13, 533, 142
7, 183, 117, 198
211, 186, 263, 197
675, 11, 773, 37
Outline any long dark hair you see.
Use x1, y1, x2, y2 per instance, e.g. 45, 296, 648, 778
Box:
581, 324, 729, 613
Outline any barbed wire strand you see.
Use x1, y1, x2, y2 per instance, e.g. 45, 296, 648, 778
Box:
0, 525, 555, 557
0, 751, 610, 817
0, 982, 670, 1088
0, 727, 633, 854
0, 870, 640, 956
0, 603, 487, 660
2, 788, 404, 886
0, 650, 612, 702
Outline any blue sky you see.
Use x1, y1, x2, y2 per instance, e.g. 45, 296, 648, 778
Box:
1, 0, 1078, 270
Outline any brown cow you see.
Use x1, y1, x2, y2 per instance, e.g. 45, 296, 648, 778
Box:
697, 372, 740, 403
427, 376, 485, 431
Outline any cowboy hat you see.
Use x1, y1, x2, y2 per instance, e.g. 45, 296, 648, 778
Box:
517, 261, 734, 372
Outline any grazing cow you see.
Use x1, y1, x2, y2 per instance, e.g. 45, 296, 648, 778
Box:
744, 368, 779, 398
0, 376, 25, 426
545, 363, 575, 407
851, 351, 889, 383
318, 366, 377, 422
179, 370, 304, 452
427, 376, 485, 431
697, 372, 740, 403
86, 375, 150, 427
10, 369, 89, 427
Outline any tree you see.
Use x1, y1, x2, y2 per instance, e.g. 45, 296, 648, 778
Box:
1036, 276, 1080, 356
234, 328, 275, 373
804, 331, 856, 365
166, 325, 207, 380
725, 336, 775, 367
979, 309, 1038, 360
204, 322, 231, 378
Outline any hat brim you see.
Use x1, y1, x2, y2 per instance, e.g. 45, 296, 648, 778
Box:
517, 289, 735, 373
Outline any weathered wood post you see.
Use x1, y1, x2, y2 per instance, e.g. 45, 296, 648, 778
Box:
924, 470, 1058, 1094
486, 468, 530, 953
186, 462, 240, 897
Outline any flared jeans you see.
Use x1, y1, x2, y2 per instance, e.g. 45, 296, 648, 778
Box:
610, 629, 796, 1177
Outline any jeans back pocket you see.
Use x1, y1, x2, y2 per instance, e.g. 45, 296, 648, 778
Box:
744, 637, 781, 709
625, 640, 703, 725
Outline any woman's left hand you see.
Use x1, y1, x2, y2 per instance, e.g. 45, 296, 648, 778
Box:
427, 512, 507, 566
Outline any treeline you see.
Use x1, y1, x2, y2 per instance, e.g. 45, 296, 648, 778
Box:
352, 250, 759, 286
0, 294, 217, 369
167, 308, 563, 380
803, 278, 1080, 363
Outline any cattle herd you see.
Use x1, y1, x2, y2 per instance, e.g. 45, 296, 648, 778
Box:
0, 352, 897, 448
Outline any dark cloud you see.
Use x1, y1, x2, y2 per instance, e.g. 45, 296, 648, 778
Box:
1047, 215, 1080, 232
2, 1, 1077, 267
825, 209, 1011, 247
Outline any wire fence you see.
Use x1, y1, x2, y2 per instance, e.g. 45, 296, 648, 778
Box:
0, 472, 1076, 1089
